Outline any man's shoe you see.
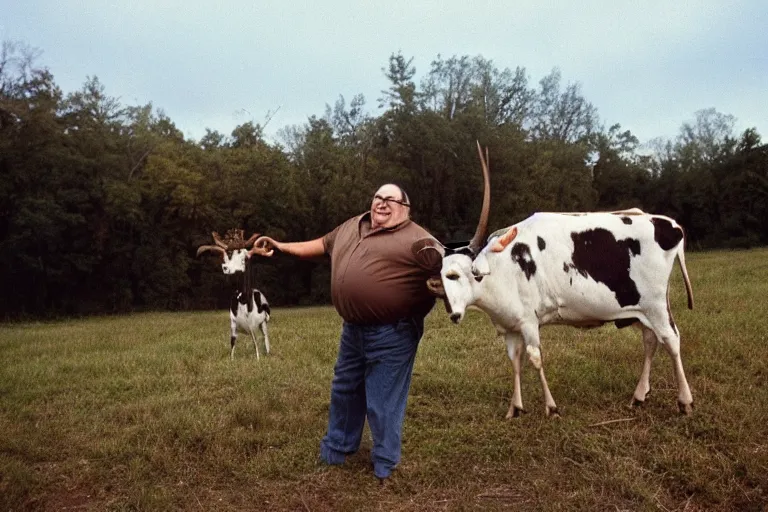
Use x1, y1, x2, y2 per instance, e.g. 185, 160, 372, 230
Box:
320, 445, 346, 465
374, 467, 393, 482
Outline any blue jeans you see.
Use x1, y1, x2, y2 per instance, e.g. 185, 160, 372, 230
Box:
320, 317, 424, 479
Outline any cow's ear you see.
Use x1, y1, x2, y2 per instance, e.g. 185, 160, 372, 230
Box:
492, 226, 518, 252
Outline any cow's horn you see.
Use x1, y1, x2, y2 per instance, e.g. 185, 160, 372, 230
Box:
469, 141, 491, 254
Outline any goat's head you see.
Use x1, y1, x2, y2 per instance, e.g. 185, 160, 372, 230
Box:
196, 228, 259, 274
430, 142, 491, 324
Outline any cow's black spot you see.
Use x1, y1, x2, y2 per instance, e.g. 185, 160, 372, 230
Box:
537, 236, 546, 251
626, 238, 641, 256
569, 228, 641, 307
511, 243, 537, 280
651, 217, 683, 250
564, 261, 587, 278
615, 318, 638, 329
621, 217, 632, 225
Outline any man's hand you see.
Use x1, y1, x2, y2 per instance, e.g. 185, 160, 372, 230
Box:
426, 276, 445, 298
248, 236, 279, 258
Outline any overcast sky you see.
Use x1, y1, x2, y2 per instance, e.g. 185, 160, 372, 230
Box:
2, 1, 766, 146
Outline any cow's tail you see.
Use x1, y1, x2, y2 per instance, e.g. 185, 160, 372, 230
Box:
677, 232, 694, 310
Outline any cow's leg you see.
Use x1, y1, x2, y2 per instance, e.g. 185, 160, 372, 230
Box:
249, 327, 261, 360
647, 308, 693, 415
521, 324, 559, 417
632, 326, 658, 407
504, 332, 526, 419
260, 320, 270, 355
230, 316, 238, 360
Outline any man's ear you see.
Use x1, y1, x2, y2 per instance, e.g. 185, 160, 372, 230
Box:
492, 226, 518, 252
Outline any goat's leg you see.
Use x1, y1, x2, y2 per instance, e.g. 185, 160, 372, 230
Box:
260, 321, 270, 355
504, 332, 526, 419
230, 315, 238, 360
521, 323, 559, 417
249, 328, 261, 360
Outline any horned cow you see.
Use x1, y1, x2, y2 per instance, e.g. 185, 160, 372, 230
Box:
197, 229, 272, 360
430, 144, 695, 417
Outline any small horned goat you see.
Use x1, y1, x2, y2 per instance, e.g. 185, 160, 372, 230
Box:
197, 229, 271, 360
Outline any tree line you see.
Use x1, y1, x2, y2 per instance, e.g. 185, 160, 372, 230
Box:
1, 43, 766, 318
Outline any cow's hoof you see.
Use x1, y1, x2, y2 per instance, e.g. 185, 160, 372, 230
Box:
547, 406, 561, 418
632, 388, 651, 407
506, 406, 526, 419
678, 401, 693, 415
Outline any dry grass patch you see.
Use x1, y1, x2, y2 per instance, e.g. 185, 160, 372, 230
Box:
2, 249, 768, 510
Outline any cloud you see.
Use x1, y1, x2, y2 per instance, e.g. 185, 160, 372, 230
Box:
2, 0, 765, 143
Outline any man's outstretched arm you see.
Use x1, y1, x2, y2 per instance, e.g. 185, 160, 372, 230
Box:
249, 236, 326, 259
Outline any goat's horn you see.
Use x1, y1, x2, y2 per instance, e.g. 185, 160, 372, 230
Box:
469, 141, 491, 254
212, 232, 227, 249
244, 233, 261, 247
196, 245, 226, 257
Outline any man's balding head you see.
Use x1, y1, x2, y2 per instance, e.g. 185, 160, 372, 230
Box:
370, 183, 410, 229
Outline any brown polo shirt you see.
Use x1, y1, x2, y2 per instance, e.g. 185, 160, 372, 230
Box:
322, 212, 443, 325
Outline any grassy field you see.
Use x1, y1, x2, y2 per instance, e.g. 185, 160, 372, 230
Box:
1, 248, 768, 511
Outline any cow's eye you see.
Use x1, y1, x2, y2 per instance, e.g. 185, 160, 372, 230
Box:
445, 272, 460, 281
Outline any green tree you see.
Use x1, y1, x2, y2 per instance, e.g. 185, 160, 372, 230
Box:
0, 42, 71, 314
531, 68, 597, 142
590, 124, 647, 209
712, 129, 767, 247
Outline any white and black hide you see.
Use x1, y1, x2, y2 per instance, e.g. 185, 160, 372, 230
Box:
197, 230, 271, 360
431, 145, 695, 418
440, 210, 695, 417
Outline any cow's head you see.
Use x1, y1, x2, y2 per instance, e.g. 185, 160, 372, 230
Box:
197, 229, 260, 274
432, 142, 491, 324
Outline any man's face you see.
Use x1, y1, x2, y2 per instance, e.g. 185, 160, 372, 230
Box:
370, 184, 410, 229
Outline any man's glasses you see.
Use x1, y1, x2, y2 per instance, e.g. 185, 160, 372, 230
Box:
373, 194, 410, 208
